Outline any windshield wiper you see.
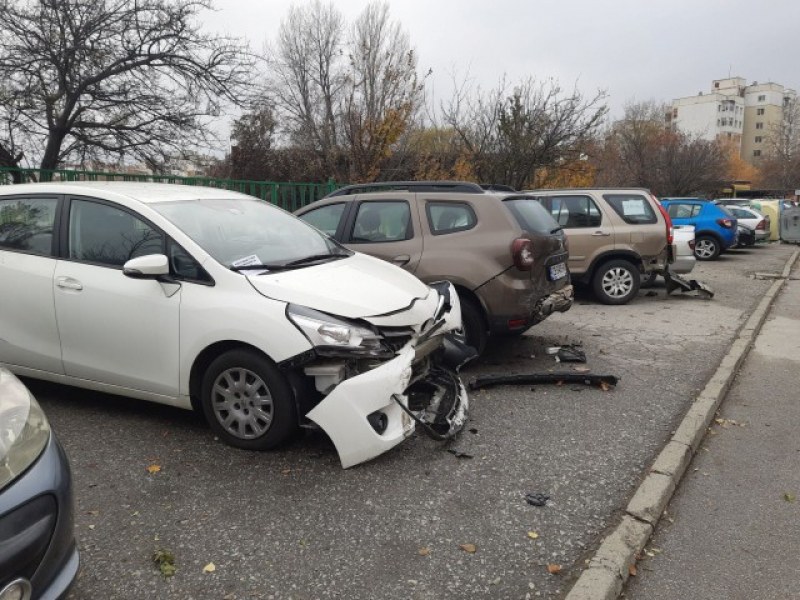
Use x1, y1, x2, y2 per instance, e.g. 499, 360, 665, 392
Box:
283, 252, 349, 267
230, 263, 297, 272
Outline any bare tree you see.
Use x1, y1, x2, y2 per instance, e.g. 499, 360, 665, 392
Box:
760, 97, 800, 190
595, 100, 726, 196
442, 77, 607, 190
268, 1, 422, 182
0, 0, 254, 174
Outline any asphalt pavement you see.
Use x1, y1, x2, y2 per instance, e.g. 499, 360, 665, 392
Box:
25, 242, 796, 600
624, 256, 800, 600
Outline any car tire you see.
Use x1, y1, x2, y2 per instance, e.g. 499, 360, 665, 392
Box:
200, 349, 298, 451
459, 296, 488, 357
694, 235, 721, 260
592, 260, 640, 305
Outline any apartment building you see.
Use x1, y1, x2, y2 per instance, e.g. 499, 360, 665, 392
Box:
668, 77, 796, 162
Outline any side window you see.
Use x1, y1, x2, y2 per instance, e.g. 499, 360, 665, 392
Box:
667, 203, 695, 219
299, 203, 346, 237
351, 201, 411, 243
550, 195, 601, 228
603, 194, 657, 224
0, 196, 58, 256
426, 202, 476, 235
68, 199, 163, 268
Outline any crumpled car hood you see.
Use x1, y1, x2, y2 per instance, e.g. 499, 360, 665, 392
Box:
246, 253, 431, 319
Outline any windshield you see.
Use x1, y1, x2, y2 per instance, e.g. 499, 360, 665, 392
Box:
152, 198, 345, 268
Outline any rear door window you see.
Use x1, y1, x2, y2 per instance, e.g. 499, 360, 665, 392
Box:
0, 196, 58, 255
298, 202, 346, 237
547, 195, 602, 228
426, 202, 477, 235
603, 194, 657, 224
350, 201, 412, 243
502, 197, 561, 234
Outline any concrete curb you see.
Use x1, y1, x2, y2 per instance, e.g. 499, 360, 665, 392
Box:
564, 248, 800, 600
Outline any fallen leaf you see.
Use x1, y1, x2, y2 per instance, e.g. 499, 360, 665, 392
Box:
527, 531, 539, 540
784, 493, 797, 503
152, 549, 176, 578
281, 469, 292, 475
87, 510, 99, 516
599, 380, 611, 391
573, 367, 591, 373
203, 562, 216, 573
628, 563, 637, 577
146, 464, 162, 474
418, 547, 431, 556
88, 524, 95, 530
547, 563, 562, 574
459, 543, 477, 554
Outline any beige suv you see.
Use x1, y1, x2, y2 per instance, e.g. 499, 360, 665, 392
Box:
295, 181, 574, 354
523, 188, 672, 304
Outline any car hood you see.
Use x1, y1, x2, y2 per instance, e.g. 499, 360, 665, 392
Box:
245, 252, 431, 319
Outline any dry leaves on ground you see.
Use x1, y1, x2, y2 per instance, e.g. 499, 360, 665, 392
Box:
459, 543, 477, 554
547, 564, 562, 574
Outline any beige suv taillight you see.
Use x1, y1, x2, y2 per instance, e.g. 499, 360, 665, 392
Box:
511, 238, 535, 270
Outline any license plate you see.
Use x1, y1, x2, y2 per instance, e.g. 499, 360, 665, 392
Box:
548, 262, 567, 281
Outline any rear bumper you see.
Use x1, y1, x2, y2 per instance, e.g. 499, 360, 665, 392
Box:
672, 255, 696, 275
484, 282, 574, 334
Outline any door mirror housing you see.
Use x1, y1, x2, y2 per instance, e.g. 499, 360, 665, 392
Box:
123, 254, 170, 279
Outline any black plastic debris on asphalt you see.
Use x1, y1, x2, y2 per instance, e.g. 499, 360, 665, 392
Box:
524, 492, 550, 507
468, 373, 619, 391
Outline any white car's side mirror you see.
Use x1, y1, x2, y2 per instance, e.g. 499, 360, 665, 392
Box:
123, 254, 170, 279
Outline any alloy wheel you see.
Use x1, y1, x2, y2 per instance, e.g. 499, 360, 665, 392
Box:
601, 267, 634, 299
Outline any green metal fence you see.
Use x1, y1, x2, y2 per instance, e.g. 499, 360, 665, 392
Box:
0, 167, 340, 211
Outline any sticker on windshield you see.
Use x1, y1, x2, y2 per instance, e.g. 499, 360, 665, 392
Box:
231, 254, 261, 267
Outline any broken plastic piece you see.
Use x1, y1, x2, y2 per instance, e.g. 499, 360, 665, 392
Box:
524, 492, 550, 507
663, 271, 714, 299
555, 344, 586, 363
468, 373, 619, 391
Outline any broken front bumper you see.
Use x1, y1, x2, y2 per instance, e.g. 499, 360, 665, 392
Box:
302, 282, 470, 468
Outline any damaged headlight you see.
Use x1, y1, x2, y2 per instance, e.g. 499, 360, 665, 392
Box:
287, 304, 384, 354
0, 369, 50, 491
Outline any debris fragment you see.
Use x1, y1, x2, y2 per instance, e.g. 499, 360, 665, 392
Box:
524, 492, 550, 507
418, 547, 431, 556
663, 271, 714, 299
459, 543, 477, 553
784, 493, 797, 503
527, 531, 540, 540
447, 448, 474, 459
555, 344, 586, 363
202, 562, 216, 573
644, 290, 658, 297
469, 373, 619, 391
714, 418, 746, 428
629, 563, 638, 577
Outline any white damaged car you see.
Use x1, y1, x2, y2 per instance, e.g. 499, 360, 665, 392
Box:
0, 183, 470, 468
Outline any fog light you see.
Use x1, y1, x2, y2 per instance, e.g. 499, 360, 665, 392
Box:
0, 579, 32, 600
367, 411, 388, 434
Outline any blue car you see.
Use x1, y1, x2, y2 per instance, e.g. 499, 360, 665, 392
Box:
660, 198, 738, 260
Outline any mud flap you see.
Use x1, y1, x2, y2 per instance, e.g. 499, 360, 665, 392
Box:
663, 271, 714, 299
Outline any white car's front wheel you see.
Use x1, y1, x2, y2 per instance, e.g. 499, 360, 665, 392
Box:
201, 349, 298, 450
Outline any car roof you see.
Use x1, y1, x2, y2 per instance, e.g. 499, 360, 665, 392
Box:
0, 181, 249, 204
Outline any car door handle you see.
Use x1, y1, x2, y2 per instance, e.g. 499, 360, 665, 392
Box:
391, 254, 411, 266
56, 276, 83, 291
591, 231, 612, 237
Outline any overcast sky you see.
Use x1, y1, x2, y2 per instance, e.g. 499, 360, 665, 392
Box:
206, 0, 799, 120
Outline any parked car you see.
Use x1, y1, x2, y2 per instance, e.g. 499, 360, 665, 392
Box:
0, 182, 471, 469
295, 181, 573, 354
660, 198, 738, 260
522, 188, 673, 305
1, 368, 78, 600
721, 204, 770, 242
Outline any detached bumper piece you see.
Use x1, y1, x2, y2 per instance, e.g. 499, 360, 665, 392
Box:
663, 271, 714, 299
